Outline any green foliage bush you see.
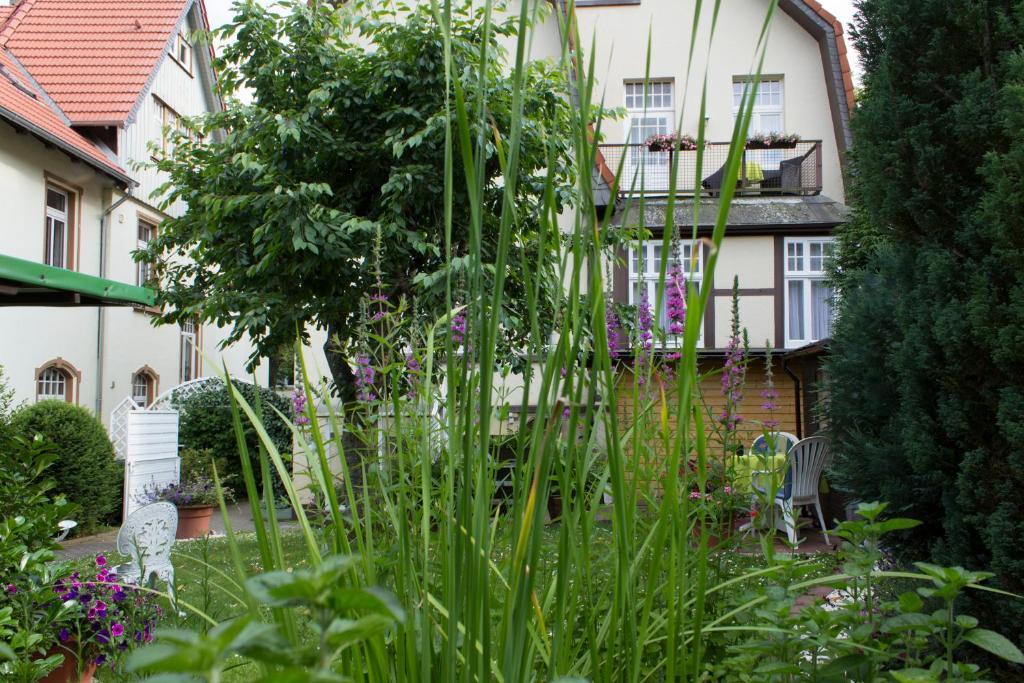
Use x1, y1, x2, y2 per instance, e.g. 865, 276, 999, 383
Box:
176, 381, 292, 499
830, 0, 1024, 663
9, 401, 121, 534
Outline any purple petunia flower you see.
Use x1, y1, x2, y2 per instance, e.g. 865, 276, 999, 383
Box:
58, 629, 69, 642
5, 583, 15, 595
111, 623, 124, 637
95, 555, 106, 567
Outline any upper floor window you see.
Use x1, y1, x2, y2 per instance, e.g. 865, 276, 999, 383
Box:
173, 32, 192, 74
733, 77, 784, 134
179, 319, 199, 383
154, 97, 185, 159
35, 359, 79, 404
137, 219, 156, 286
44, 186, 70, 269
628, 240, 702, 344
625, 79, 674, 142
784, 237, 835, 348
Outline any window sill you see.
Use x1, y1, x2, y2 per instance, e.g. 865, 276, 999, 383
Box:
169, 54, 194, 78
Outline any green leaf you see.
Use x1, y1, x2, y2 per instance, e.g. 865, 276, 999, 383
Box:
890, 668, 940, 683
963, 628, 1024, 664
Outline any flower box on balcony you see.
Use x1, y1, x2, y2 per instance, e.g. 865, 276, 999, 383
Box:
645, 132, 700, 152
745, 133, 801, 150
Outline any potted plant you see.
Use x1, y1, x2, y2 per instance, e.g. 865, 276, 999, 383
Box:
43, 555, 163, 681
745, 132, 801, 149
645, 132, 700, 152
151, 471, 234, 539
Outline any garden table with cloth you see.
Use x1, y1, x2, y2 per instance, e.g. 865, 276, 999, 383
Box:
731, 453, 788, 494
731, 453, 830, 494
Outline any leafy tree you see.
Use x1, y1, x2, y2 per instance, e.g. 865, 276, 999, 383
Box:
142, 0, 575, 399
829, 0, 1024, 658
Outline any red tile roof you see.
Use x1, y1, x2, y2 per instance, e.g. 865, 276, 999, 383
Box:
1, 0, 190, 124
800, 0, 856, 112
0, 48, 128, 181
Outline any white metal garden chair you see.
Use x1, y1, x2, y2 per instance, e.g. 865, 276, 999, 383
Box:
110, 502, 179, 606
752, 436, 832, 546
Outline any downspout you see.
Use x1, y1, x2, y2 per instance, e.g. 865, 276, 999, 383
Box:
782, 357, 802, 439
95, 189, 133, 418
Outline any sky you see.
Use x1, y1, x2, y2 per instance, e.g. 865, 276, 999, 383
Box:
203, 0, 862, 80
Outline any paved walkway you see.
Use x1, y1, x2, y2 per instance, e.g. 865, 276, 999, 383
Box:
56, 502, 299, 561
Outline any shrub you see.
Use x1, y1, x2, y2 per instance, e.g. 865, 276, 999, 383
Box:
0, 365, 19, 446
176, 381, 291, 499
9, 401, 121, 534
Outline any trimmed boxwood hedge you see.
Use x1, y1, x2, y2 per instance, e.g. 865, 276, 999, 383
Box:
10, 401, 122, 533
175, 381, 292, 499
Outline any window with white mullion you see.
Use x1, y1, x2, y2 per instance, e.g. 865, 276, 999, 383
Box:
180, 320, 198, 383
137, 220, 156, 286
624, 80, 674, 171
45, 187, 68, 268
37, 367, 68, 401
628, 240, 702, 346
784, 237, 836, 348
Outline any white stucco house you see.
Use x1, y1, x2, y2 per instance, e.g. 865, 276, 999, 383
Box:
0, 0, 267, 423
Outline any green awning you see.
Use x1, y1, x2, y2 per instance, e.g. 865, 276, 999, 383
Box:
0, 253, 156, 307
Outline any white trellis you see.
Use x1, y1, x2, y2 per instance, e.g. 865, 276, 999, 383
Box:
112, 377, 223, 518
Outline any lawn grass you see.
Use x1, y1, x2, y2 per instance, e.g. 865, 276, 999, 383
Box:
71, 522, 838, 681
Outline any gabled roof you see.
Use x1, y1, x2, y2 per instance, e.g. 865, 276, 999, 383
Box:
779, 0, 855, 155
0, 47, 129, 183
1, 0, 195, 125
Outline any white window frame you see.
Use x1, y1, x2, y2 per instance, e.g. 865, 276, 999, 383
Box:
131, 372, 152, 406
732, 77, 784, 134
624, 80, 675, 171
173, 32, 192, 74
137, 219, 156, 286
180, 320, 198, 383
628, 239, 703, 347
784, 237, 836, 348
44, 186, 69, 269
37, 366, 69, 402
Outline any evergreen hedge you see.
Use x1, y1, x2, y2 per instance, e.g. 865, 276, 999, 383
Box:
829, 0, 1024, 661
176, 381, 292, 499
9, 401, 122, 533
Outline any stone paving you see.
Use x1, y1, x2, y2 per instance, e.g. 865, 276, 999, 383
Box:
56, 502, 299, 561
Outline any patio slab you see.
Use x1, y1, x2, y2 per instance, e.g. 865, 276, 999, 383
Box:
55, 502, 299, 561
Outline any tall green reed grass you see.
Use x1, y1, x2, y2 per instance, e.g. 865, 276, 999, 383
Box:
124, 1, 1023, 681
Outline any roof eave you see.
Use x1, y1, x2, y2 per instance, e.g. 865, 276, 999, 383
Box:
0, 105, 133, 186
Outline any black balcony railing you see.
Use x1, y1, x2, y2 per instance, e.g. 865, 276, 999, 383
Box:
597, 140, 823, 197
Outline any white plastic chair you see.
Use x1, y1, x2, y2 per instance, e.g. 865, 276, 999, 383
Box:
752, 436, 831, 546
749, 431, 799, 455
111, 502, 178, 605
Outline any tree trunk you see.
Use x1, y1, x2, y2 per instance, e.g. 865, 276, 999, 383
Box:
322, 324, 369, 506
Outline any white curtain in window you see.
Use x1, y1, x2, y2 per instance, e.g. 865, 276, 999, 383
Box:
788, 280, 804, 341
811, 281, 834, 340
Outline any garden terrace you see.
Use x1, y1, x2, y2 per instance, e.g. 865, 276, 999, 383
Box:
598, 140, 823, 197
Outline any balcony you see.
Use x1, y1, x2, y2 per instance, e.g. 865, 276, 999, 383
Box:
597, 140, 823, 198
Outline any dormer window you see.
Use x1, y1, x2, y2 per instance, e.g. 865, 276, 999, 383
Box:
173, 32, 192, 74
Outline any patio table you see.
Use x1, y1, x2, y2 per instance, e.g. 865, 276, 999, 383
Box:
731, 452, 830, 495
731, 453, 787, 494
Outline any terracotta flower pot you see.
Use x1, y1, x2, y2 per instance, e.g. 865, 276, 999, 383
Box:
176, 504, 215, 539
38, 644, 97, 683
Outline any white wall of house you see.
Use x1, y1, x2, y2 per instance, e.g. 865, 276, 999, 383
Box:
576, 0, 846, 202
0, 3, 267, 423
